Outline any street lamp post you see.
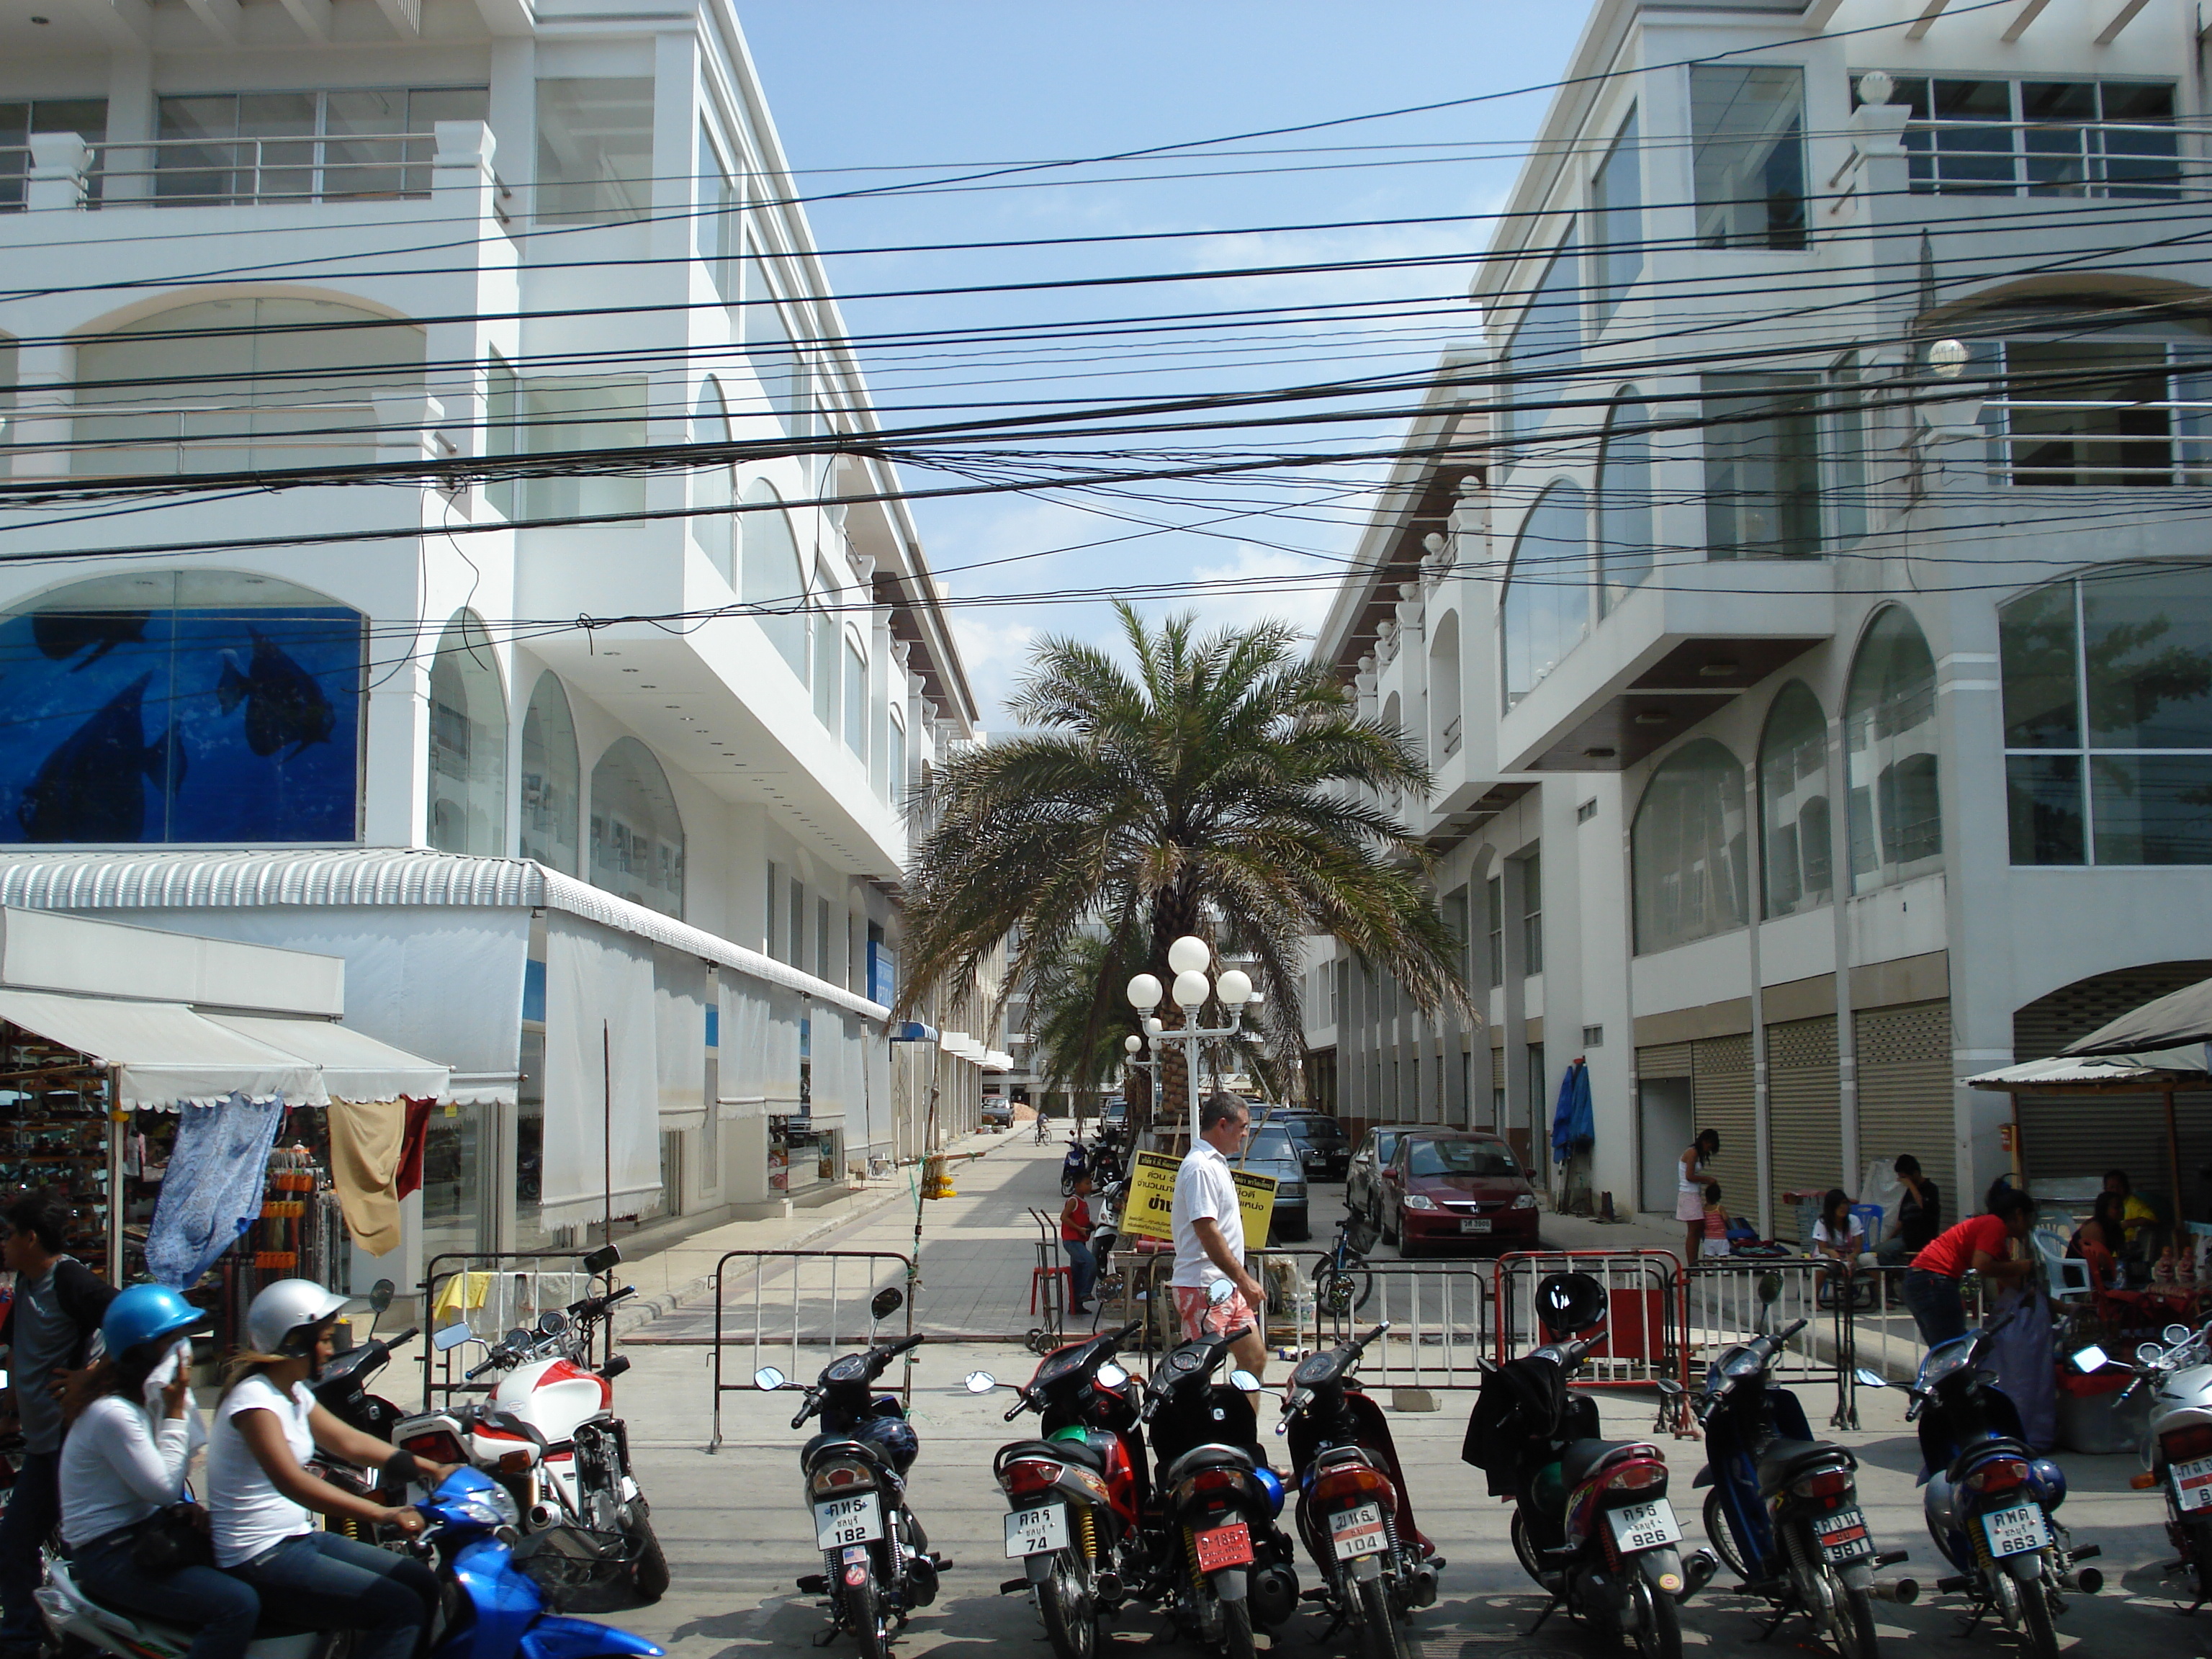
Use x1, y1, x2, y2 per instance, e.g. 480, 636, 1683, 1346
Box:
1125, 935, 1253, 1125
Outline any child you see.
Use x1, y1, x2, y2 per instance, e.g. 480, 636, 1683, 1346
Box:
1060, 1174, 1097, 1316
1701, 1182, 1730, 1259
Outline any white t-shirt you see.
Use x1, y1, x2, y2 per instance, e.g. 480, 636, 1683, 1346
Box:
1171, 1140, 1243, 1290
58, 1394, 192, 1550
1813, 1216, 1867, 1252
207, 1373, 318, 1568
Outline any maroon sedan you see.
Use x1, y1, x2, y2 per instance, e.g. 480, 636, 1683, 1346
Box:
1379, 1131, 1541, 1256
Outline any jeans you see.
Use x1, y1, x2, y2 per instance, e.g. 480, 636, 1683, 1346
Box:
1875, 1235, 1912, 1268
74, 1532, 258, 1659
1902, 1269, 1967, 1349
0, 1451, 59, 1653
229, 1531, 436, 1659
1063, 1240, 1096, 1308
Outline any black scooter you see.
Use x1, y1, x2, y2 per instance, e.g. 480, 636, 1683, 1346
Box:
313, 1277, 418, 1440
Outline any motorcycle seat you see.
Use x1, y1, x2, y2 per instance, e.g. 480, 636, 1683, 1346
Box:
1558, 1438, 1658, 1491
802, 1434, 896, 1478
998, 1437, 1106, 1474
1755, 1437, 1854, 1498
1162, 1442, 1253, 1488
79, 1581, 317, 1641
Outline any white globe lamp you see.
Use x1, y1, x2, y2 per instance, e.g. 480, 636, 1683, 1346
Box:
1172, 969, 1211, 1010
1215, 968, 1253, 1007
1166, 935, 1211, 976
1125, 973, 1162, 1012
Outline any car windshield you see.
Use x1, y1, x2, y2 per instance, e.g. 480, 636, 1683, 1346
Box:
1248, 1130, 1295, 1161
1294, 1118, 1346, 1146
1406, 1140, 1519, 1179
1374, 1130, 1401, 1161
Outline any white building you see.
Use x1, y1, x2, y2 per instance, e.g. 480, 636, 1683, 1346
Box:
1309, 0, 2212, 1241
0, 0, 981, 1285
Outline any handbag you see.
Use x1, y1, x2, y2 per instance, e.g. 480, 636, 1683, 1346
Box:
131, 1503, 213, 1573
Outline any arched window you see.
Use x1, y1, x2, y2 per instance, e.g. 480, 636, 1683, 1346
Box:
0, 570, 362, 845
1845, 606, 1941, 889
1758, 680, 1831, 917
1596, 395, 1654, 616
74, 297, 422, 476
518, 670, 580, 875
426, 610, 505, 856
1429, 611, 1462, 758
1632, 737, 1749, 953
741, 480, 809, 681
590, 737, 684, 917
1502, 482, 1590, 707
690, 378, 734, 585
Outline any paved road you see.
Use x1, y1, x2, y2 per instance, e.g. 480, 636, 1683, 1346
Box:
558, 1139, 2199, 1658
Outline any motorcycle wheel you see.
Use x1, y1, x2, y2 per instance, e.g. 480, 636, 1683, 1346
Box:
1038, 1550, 1097, 1659
1509, 1510, 1548, 1591
2015, 1579, 2058, 1659
1216, 1593, 1256, 1659
844, 1567, 892, 1659
1354, 1575, 1408, 1659
1825, 1574, 1878, 1659
2190, 1519, 2212, 1605
627, 1514, 670, 1604
1314, 1262, 1373, 1318
1627, 1572, 1682, 1659
1702, 1491, 1750, 1582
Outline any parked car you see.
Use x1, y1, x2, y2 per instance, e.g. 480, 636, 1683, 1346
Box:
1378, 1131, 1539, 1256
1277, 1111, 1349, 1181
1238, 1124, 1310, 1244
981, 1099, 1012, 1129
1346, 1126, 1407, 1226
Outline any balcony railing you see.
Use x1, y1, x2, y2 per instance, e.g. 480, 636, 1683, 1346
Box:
0, 130, 509, 217
1441, 715, 1462, 757
1903, 118, 2186, 198
64, 402, 381, 475
1988, 395, 2212, 486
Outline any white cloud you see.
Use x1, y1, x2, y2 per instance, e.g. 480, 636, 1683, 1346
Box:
1168, 541, 1336, 642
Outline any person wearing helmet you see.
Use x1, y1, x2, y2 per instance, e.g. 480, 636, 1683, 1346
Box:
205, 1281, 440, 1659
58, 1285, 257, 1659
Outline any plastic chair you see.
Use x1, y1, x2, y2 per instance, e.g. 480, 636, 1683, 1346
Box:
2033, 1228, 2092, 1302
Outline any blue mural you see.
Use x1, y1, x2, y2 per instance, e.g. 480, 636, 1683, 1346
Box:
0, 604, 362, 844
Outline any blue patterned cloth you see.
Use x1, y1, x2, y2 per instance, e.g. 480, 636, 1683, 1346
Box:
145, 1094, 284, 1289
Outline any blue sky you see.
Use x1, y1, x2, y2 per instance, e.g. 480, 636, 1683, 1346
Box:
736, 2, 1590, 724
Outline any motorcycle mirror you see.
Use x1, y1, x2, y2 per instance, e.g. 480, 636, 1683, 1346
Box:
870, 1287, 904, 1321
1228, 1369, 1262, 1393
963, 1372, 997, 1394
2069, 1345, 2110, 1375
1206, 1279, 1234, 1307
1097, 1362, 1129, 1389
581, 1244, 622, 1276
536, 1310, 569, 1336
368, 1280, 396, 1315
504, 1327, 530, 1348
433, 1322, 475, 1353
1853, 1367, 1892, 1388
2165, 1323, 2193, 1346
2139, 1341, 2167, 1366
753, 1367, 788, 1391
1653, 1379, 1684, 1397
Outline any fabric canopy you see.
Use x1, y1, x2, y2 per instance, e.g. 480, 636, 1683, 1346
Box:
1965, 1044, 2212, 1089
0, 987, 323, 1107
539, 912, 662, 1230
2063, 977, 2212, 1058
654, 948, 709, 1131
203, 1013, 450, 1103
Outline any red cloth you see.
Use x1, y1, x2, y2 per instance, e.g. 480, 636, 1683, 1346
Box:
1061, 1198, 1092, 1244
395, 1097, 435, 1200
1911, 1213, 2009, 1280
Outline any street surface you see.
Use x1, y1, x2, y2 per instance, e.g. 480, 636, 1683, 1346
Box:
579, 1138, 2203, 1657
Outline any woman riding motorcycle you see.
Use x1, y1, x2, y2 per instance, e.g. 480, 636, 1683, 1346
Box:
204, 1280, 446, 1659
58, 1285, 256, 1659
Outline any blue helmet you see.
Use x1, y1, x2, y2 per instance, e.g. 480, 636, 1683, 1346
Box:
102, 1285, 205, 1359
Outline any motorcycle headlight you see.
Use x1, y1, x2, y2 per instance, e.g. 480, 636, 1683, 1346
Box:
1403, 1195, 1438, 1211
448, 1482, 521, 1531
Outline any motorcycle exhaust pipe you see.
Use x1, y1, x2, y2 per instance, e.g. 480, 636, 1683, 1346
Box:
526, 1502, 559, 1530
1869, 1578, 1920, 1606
1407, 1563, 1439, 1609
1678, 1550, 1719, 1600
2058, 1566, 2103, 1595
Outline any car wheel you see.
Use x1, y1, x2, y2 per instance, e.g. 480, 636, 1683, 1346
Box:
1395, 1210, 1421, 1258
1380, 1201, 1399, 1246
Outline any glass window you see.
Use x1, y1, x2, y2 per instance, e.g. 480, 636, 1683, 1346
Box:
745, 238, 810, 436
843, 637, 867, 758
485, 351, 519, 520
1501, 482, 1590, 706
817, 895, 831, 981
1632, 738, 1750, 953
1520, 850, 1543, 976
765, 860, 780, 958
519, 377, 647, 520
1590, 109, 1640, 331
691, 379, 734, 584
741, 482, 809, 681
1407, 1138, 1519, 1178
1829, 354, 1869, 544
427, 610, 505, 857
1844, 607, 1941, 890
1503, 225, 1581, 445
0, 99, 107, 210
1690, 64, 1806, 251
1596, 396, 1653, 614
1702, 374, 1821, 559
589, 736, 683, 917
814, 600, 837, 729
518, 670, 580, 875
1485, 875, 1503, 986
1758, 680, 1832, 917
886, 710, 906, 809
153, 88, 480, 204
0, 570, 362, 845
698, 123, 739, 297
789, 876, 804, 964
534, 77, 654, 225
1856, 74, 2179, 197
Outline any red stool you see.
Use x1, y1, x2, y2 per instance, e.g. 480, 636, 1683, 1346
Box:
1030, 1264, 1072, 1315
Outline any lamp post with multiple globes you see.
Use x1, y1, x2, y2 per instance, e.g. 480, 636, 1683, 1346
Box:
1125, 935, 1253, 1129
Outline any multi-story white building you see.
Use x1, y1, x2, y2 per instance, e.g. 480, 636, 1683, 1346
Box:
0, 0, 980, 1285
1309, 0, 2212, 1241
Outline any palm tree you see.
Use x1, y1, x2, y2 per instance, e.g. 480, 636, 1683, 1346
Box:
895, 603, 1473, 1130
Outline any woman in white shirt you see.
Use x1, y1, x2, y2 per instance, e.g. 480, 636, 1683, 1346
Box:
1811, 1189, 1867, 1277
205, 1281, 441, 1659
59, 1285, 257, 1659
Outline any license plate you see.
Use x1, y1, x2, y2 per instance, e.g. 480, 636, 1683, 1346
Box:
1459, 1218, 1492, 1233
814, 1493, 883, 1549
1192, 1521, 1254, 1572
1004, 1504, 1071, 1557
1979, 1503, 2051, 1558
1328, 1502, 1389, 1559
1606, 1498, 1681, 1552
1814, 1507, 1876, 1561
2175, 1455, 2212, 1513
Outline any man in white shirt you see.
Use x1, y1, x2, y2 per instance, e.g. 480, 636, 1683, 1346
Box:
1171, 1093, 1269, 1382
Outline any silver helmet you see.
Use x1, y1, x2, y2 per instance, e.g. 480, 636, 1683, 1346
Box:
246, 1278, 349, 1357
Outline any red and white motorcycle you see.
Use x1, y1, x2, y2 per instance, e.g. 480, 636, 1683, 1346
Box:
397, 1245, 667, 1606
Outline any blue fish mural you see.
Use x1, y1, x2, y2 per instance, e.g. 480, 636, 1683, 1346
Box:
32, 609, 150, 670
217, 627, 336, 759
17, 672, 185, 842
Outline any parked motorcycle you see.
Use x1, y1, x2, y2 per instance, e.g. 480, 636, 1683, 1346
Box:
755, 1287, 948, 1659
38, 1466, 665, 1659
967, 1320, 1149, 1659
2074, 1320, 2209, 1608
312, 1278, 417, 1440
1062, 1138, 1092, 1197
1858, 1314, 2097, 1656
1464, 1273, 1707, 1658
1279, 1321, 1437, 1659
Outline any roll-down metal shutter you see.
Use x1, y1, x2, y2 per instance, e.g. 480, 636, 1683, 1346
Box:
1767, 1015, 1840, 1241
1691, 1034, 1754, 1226
1637, 1043, 1693, 1080
1856, 1000, 1956, 1234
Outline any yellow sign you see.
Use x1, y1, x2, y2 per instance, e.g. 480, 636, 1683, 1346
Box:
1118, 1148, 1277, 1246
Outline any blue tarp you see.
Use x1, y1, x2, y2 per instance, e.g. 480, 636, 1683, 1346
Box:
1550, 1058, 1593, 1160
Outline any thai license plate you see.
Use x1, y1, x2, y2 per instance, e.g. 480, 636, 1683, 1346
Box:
2174, 1455, 2212, 1513
1328, 1502, 1389, 1559
814, 1493, 883, 1548
1606, 1498, 1681, 1552
1813, 1507, 1875, 1561
1459, 1217, 1492, 1234
1192, 1521, 1254, 1572
1004, 1504, 1070, 1557
1979, 1503, 2051, 1557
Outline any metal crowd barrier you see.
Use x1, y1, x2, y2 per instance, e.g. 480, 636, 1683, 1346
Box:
706, 1248, 917, 1450
419, 1249, 617, 1410
1496, 1249, 1688, 1390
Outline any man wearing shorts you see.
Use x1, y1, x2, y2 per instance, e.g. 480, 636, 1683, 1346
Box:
1170, 1093, 1269, 1382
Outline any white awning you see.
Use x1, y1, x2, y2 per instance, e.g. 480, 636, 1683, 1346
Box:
981, 1051, 1015, 1073
202, 1014, 451, 1104
0, 987, 324, 1107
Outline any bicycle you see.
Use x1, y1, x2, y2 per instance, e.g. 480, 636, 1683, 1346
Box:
1312, 1210, 1377, 1318
1033, 1112, 1051, 1146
